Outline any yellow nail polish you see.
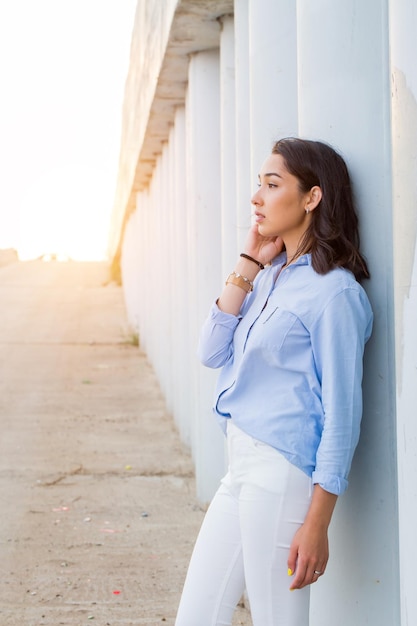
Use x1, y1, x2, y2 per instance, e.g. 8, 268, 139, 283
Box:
287, 568, 293, 576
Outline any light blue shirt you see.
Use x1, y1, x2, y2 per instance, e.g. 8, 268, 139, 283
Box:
198, 253, 373, 495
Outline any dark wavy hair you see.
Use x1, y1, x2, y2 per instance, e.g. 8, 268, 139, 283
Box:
272, 137, 370, 281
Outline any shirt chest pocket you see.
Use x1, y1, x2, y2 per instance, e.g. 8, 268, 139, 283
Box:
245, 306, 298, 352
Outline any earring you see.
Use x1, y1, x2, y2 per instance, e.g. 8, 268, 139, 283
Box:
305, 207, 310, 214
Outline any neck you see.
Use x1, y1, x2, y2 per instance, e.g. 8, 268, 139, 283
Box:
282, 235, 310, 267
282, 246, 301, 267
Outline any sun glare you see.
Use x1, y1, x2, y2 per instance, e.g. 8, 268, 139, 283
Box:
18, 164, 113, 262
0, 0, 136, 262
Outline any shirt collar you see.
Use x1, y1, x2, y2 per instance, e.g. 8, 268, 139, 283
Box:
271, 252, 311, 268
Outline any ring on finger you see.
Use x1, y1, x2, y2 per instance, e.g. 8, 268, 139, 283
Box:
314, 570, 323, 575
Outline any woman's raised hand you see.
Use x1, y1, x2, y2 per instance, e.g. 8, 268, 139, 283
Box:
244, 224, 284, 266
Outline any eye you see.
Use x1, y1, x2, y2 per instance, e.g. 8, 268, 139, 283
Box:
267, 183, 278, 189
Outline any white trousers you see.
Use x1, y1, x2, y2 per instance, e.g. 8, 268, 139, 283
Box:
175, 421, 313, 626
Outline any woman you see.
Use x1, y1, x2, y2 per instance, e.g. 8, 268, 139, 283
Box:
175, 138, 373, 626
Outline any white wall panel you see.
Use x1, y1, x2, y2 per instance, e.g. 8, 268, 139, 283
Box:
220, 16, 238, 276
248, 0, 298, 175
234, 0, 252, 252
390, 0, 417, 624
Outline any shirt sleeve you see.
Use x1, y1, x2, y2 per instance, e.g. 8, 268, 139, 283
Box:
197, 301, 241, 368
310, 286, 373, 495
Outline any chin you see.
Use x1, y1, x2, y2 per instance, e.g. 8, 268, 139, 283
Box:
258, 224, 280, 238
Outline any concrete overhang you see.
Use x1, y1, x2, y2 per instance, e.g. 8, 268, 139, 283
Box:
132, 0, 234, 193
110, 0, 233, 259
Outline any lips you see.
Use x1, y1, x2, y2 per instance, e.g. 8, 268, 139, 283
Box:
254, 211, 265, 223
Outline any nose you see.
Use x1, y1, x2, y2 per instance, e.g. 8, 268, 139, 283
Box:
251, 187, 262, 206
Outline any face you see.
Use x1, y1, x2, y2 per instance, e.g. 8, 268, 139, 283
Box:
251, 153, 310, 247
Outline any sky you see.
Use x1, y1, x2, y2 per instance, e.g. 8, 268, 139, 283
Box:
0, 0, 137, 260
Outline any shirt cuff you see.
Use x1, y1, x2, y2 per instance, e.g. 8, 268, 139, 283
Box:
312, 470, 348, 496
208, 301, 241, 328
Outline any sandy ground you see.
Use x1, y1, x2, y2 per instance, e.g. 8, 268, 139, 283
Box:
0, 260, 251, 626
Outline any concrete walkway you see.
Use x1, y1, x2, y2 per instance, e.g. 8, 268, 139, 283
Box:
0, 260, 250, 626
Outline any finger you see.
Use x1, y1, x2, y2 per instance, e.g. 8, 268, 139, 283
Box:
302, 566, 324, 588
289, 562, 308, 590
287, 536, 300, 572
312, 567, 325, 580
292, 564, 325, 590
287, 549, 298, 580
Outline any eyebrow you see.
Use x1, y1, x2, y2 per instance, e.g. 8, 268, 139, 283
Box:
258, 172, 283, 180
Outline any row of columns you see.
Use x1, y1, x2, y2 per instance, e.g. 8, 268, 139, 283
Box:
118, 0, 417, 623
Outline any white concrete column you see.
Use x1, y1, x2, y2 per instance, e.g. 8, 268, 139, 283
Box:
390, 1, 417, 624
147, 157, 163, 368
186, 49, 227, 502
170, 107, 192, 444
145, 163, 156, 365
234, 0, 253, 253
159, 142, 173, 409
296, 2, 399, 625
139, 190, 150, 356
166, 125, 177, 416
120, 209, 133, 329
248, 0, 298, 176
220, 15, 238, 276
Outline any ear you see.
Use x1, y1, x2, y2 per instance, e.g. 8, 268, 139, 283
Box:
305, 186, 322, 212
